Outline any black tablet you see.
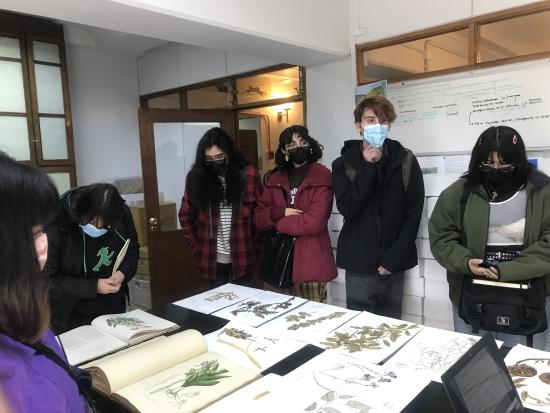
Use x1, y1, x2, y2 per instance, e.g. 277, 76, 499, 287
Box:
441, 333, 524, 413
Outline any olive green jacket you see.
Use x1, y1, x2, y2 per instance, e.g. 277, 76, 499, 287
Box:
429, 168, 550, 306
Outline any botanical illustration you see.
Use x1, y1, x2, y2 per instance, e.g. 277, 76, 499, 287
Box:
285, 352, 429, 413
207, 322, 305, 371
321, 322, 420, 352
148, 359, 230, 409
230, 296, 296, 318
507, 351, 550, 409
384, 328, 479, 382
286, 311, 347, 331
205, 291, 239, 302
106, 316, 151, 331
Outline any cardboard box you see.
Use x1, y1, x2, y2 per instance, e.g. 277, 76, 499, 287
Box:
424, 279, 449, 300
424, 298, 453, 323
401, 313, 423, 324
129, 202, 177, 247
404, 276, 425, 297
139, 246, 148, 260
402, 294, 423, 316
424, 258, 447, 282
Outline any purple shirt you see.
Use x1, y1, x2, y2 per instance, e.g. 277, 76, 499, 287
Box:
0, 329, 86, 413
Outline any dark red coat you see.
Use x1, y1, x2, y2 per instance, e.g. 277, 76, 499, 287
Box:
179, 165, 262, 280
254, 162, 337, 283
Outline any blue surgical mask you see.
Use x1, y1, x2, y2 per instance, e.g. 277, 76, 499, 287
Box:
80, 223, 108, 238
363, 124, 389, 148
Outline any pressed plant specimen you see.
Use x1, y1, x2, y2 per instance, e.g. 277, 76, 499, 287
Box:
105, 316, 150, 330
205, 291, 239, 302
321, 323, 419, 353
286, 311, 347, 331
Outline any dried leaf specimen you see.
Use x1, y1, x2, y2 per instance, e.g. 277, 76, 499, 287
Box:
106, 316, 150, 330
230, 296, 296, 318
205, 291, 239, 302
287, 312, 347, 331
321, 323, 419, 353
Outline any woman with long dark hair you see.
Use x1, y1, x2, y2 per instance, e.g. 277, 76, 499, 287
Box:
254, 125, 337, 302
45, 183, 139, 333
0, 152, 89, 412
429, 126, 550, 349
179, 127, 262, 288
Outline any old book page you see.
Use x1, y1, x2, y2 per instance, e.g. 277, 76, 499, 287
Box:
87, 329, 207, 394
114, 351, 259, 413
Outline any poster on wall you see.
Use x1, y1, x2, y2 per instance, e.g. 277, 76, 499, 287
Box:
355, 80, 387, 105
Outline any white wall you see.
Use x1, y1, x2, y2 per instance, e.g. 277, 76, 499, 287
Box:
138, 43, 276, 95
306, 58, 357, 169
109, 0, 350, 55
353, 0, 543, 44
67, 46, 142, 184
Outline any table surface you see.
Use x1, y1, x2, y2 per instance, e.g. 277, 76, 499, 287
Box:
92, 303, 538, 413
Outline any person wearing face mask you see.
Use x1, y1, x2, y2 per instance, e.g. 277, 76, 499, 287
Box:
254, 125, 336, 302
179, 127, 262, 289
45, 183, 139, 334
429, 126, 550, 349
0, 152, 92, 412
332, 96, 425, 317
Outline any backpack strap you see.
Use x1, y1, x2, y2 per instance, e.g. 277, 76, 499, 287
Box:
343, 159, 357, 182
401, 149, 413, 192
344, 149, 414, 192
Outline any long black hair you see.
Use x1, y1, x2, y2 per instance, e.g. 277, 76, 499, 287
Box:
463, 126, 530, 187
186, 127, 248, 209
0, 152, 59, 342
274, 125, 323, 173
70, 183, 127, 232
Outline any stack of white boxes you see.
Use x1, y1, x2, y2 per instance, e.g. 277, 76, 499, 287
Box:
326, 174, 460, 332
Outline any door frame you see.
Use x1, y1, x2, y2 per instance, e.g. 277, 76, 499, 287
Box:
138, 108, 236, 306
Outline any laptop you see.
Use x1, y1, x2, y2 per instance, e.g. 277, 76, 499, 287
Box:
441, 333, 524, 413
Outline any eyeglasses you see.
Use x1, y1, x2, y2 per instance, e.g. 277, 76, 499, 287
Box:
479, 162, 515, 173
285, 141, 310, 151
204, 154, 226, 163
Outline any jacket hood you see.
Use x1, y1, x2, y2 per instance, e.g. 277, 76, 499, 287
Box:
53, 187, 82, 231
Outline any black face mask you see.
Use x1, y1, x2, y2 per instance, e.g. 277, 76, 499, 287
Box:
482, 168, 511, 189
287, 147, 309, 165
206, 158, 228, 176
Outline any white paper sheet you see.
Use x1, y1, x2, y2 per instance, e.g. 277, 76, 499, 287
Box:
277, 351, 430, 412
172, 283, 263, 314
256, 301, 359, 344
206, 321, 305, 372
212, 291, 307, 327
315, 311, 423, 364
201, 374, 284, 413
505, 344, 550, 412
59, 325, 126, 366
383, 326, 480, 382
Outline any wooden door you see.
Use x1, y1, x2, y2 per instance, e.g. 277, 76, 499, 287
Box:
238, 129, 259, 169
138, 108, 236, 306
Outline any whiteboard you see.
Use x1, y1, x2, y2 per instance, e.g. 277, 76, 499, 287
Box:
386, 58, 550, 154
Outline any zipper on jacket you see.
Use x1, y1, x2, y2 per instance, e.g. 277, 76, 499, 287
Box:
208, 201, 213, 240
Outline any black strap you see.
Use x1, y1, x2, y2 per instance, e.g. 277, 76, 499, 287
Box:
527, 334, 534, 348
1, 331, 95, 412
343, 149, 413, 192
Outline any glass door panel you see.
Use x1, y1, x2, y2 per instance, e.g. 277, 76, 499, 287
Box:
0, 116, 31, 160
153, 122, 220, 231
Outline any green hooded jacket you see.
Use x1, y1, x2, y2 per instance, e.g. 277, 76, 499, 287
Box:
429, 168, 550, 306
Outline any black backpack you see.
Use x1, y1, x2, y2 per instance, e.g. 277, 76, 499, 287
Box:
343, 148, 413, 191
458, 184, 547, 347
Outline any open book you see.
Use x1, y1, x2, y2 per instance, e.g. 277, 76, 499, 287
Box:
59, 309, 178, 365
83, 329, 259, 413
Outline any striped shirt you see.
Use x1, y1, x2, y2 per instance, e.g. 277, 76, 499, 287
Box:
217, 176, 233, 263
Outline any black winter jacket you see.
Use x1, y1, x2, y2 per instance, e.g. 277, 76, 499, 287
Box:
332, 139, 424, 274
44, 188, 139, 334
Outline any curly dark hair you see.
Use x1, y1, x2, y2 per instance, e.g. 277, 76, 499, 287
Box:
186, 127, 248, 209
274, 125, 323, 173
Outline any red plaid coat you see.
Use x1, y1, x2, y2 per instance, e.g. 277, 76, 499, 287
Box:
178, 165, 262, 280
